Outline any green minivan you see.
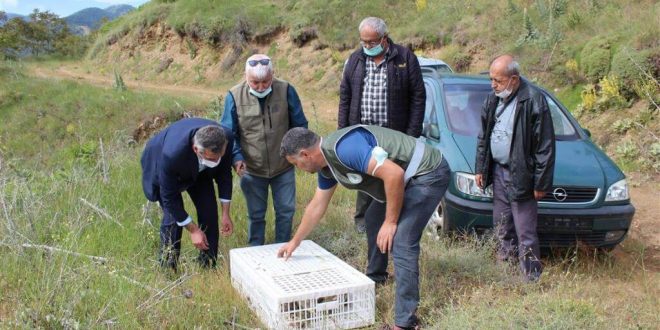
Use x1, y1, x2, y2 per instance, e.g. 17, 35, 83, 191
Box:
420, 65, 635, 249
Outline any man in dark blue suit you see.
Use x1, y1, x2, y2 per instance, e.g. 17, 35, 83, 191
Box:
141, 118, 234, 270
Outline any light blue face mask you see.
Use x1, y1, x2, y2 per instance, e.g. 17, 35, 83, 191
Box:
249, 86, 272, 98
363, 42, 384, 57
362, 45, 383, 57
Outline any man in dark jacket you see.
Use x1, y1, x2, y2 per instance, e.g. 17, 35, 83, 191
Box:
141, 118, 234, 270
338, 16, 426, 233
475, 55, 555, 282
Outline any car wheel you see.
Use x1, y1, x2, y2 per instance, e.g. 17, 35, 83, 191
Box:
439, 200, 453, 233
425, 201, 446, 240
597, 245, 616, 253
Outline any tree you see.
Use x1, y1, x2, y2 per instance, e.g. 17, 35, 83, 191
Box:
0, 17, 30, 59
26, 9, 70, 56
0, 9, 85, 59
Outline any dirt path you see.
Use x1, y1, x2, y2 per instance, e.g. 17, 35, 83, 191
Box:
30, 65, 222, 99
627, 178, 660, 270
29, 64, 338, 122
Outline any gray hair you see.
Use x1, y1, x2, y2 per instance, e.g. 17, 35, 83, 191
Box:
359, 17, 388, 38
193, 125, 226, 154
280, 127, 320, 157
506, 60, 521, 76
245, 55, 273, 80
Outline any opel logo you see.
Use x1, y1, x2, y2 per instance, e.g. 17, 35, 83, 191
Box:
552, 188, 568, 202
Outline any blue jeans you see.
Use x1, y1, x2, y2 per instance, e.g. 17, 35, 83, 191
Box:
365, 159, 450, 327
240, 167, 296, 246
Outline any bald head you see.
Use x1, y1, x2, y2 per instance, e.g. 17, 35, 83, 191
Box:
490, 55, 520, 77
489, 55, 521, 98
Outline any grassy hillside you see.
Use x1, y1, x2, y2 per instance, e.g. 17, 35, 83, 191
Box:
85, 0, 659, 175
89, 0, 659, 82
1, 61, 658, 328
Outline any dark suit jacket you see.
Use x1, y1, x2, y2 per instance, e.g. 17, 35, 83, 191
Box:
141, 118, 234, 223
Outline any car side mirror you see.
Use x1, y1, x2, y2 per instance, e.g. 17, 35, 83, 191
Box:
423, 123, 440, 141
583, 128, 591, 138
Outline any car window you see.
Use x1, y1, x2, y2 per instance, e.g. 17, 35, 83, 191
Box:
443, 84, 491, 136
545, 95, 578, 139
433, 65, 452, 73
422, 81, 441, 140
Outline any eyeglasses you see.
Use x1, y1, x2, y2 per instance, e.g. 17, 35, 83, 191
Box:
248, 59, 270, 67
359, 37, 383, 48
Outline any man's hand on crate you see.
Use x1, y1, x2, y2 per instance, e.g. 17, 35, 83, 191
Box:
277, 239, 301, 261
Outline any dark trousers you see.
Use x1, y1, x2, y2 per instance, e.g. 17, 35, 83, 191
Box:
158, 173, 219, 270
353, 191, 373, 226
365, 159, 450, 327
492, 164, 542, 280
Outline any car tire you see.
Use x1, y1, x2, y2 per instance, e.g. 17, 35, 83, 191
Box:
597, 245, 616, 253
436, 199, 454, 236
439, 200, 453, 233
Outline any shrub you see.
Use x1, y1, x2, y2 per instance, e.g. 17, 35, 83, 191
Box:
113, 70, 127, 91
612, 118, 634, 134
577, 75, 626, 113
610, 47, 652, 100
650, 142, 660, 159
185, 38, 197, 59
632, 75, 660, 105
580, 36, 611, 83
516, 8, 540, 47
440, 44, 471, 72
599, 75, 625, 105
615, 140, 639, 161
564, 58, 581, 83
578, 84, 597, 113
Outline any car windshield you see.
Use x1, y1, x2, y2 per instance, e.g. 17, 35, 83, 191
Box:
442, 84, 491, 136
441, 83, 579, 139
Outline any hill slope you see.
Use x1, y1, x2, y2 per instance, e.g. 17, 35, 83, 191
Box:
87, 0, 659, 174
104, 4, 135, 17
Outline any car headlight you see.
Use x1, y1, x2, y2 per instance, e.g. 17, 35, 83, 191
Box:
455, 172, 493, 198
605, 179, 629, 202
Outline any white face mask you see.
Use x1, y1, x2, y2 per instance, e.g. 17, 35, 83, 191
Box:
196, 148, 221, 168
495, 78, 513, 99
200, 156, 221, 168
249, 86, 272, 98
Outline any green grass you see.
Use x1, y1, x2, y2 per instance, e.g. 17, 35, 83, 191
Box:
1, 61, 658, 328
555, 84, 584, 114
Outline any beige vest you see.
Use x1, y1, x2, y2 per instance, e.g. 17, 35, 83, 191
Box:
229, 78, 291, 178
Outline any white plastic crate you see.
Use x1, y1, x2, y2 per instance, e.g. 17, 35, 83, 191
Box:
230, 240, 375, 329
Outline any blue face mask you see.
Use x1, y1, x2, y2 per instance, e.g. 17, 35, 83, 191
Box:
363, 43, 384, 57
249, 86, 272, 98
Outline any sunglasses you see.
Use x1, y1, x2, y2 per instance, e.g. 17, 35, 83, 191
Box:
248, 59, 271, 67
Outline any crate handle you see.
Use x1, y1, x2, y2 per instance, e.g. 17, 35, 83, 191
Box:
316, 295, 339, 312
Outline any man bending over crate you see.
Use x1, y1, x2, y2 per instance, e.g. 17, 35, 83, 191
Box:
277, 125, 450, 329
